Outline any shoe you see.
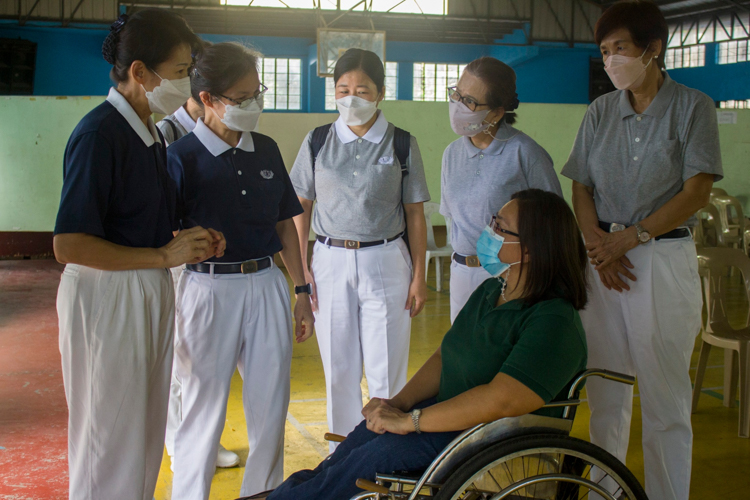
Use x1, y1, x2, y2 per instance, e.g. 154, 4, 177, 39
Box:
216, 444, 240, 468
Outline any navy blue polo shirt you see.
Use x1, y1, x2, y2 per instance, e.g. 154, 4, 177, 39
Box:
54, 88, 176, 248
166, 118, 303, 262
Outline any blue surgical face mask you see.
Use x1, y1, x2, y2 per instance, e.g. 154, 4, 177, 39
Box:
476, 225, 520, 278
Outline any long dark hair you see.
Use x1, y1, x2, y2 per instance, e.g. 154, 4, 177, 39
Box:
102, 9, 200, 84
511, 189, 588, 310
333, 48, 385, 90
464, 56, 520, 125
190, 42, 261, 104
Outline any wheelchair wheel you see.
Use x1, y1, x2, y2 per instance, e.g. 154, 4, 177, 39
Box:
433, 434, 647, 500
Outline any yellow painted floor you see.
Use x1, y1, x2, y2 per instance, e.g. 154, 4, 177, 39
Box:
154, 267, 750, 500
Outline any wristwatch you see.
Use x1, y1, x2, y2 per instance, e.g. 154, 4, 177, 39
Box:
410, 408, 422, 434
635, 223, 651, 244
294, 284, 312, 295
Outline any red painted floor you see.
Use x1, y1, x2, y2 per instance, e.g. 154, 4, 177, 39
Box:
0, 260, 68, 499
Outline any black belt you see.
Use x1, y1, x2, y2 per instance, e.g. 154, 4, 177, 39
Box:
316, 233, 403, 250
453, 253, 482, 267
598, 221, 691, 241
186, 256, 273, 275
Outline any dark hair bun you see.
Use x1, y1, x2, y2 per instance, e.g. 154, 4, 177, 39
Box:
102, 14, 129, 65
507, 93, 520, 112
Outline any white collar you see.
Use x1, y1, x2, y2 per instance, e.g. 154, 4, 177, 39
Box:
193, 118, 255, 157
106, 87, 161, 147
334, 109, 388, 144
174, 105, 197, 133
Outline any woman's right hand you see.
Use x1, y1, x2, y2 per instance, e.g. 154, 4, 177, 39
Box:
162, 226, 220, 268
597, 256, 637, 292
304, 267, 318, 312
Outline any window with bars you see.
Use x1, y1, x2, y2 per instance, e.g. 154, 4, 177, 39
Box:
325, 62, 398, 111
665, 45, 706, 69
719, 99, 750, 109
259, 58, 302, 110
412, 63, 467, 102
717, 39, 749, 64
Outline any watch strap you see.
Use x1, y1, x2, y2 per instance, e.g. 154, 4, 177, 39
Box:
411, 409, 422, 434
295, 284, 312, 295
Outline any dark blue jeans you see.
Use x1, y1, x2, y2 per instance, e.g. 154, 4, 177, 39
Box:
267, 399, 460, 500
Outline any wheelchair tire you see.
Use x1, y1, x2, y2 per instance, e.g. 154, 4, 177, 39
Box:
433, 434, 647, 500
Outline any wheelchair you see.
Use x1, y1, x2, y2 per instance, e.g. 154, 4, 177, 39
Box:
240, 369, 647, 500
340, 369, 647, 500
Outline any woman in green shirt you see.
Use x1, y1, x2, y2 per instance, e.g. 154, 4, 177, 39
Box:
256, 188, 589, 500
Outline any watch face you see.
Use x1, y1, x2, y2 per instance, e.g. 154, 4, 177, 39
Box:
639, 232, 651, 242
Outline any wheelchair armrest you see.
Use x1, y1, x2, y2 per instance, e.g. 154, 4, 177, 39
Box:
325, 432, 346, 443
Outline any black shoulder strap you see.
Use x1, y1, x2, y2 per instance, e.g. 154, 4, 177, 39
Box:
163, 118, 179, 142
310, 123, 334, 173
393, 127, 410, 178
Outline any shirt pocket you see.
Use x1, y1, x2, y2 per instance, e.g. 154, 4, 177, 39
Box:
641, 138, 682, 186
364, 163, 402, 205
258, 176, 285, 221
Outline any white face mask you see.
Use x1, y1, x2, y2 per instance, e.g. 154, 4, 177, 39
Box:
336, 95, 378, 126
142, 71, 191, 115
213, 97, 263, 132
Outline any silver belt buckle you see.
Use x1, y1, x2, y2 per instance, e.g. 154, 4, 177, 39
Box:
241, 260, 259, 274
610, 223, 626, 233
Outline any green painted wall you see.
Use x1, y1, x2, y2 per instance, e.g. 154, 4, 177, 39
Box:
1, 96, 748, 232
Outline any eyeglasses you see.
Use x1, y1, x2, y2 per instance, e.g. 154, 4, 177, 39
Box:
447, 86, 488, 112
491, 215, 520, 238
218, 83, 268, 108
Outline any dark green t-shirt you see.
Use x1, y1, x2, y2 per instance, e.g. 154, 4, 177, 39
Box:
437, 278, 588, 417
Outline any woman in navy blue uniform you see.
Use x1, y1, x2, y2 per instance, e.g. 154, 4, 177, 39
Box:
166, 42, 315, 500
53, 10, 225, 500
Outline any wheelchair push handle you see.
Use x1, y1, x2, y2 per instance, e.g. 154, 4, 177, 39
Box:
567, 369, 635, 399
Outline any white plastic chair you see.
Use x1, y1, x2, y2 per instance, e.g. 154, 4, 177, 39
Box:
424, 202, 453, 292
710, 195, 747, 254
694, 204, 726, 249
692, 247, 750, 438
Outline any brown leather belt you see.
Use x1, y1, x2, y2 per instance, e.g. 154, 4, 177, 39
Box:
316, 233, 403, 250
187, 256, 272, 274
453, 253, 482, 267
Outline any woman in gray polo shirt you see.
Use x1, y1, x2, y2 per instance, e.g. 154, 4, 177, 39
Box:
440, 57, 562, 323
561, 3, 722, 500
290, 49, 430, 448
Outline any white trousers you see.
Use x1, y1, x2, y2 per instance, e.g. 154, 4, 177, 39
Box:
165, 266, 183, 456
57, 264, 174, 500
582, 238, 701, 500
171, 265, 292, 500
448, 258, 491, 323
312, 239, 412, 449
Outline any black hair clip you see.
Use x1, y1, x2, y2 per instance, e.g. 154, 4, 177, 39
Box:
110, 14, 128, 34
509, 93, 520, 111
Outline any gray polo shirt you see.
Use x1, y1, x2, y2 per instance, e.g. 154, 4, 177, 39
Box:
290, 110, 431, 241
157, 106, 196, 146
561, 73, 723, 227
440, 122, 562, 256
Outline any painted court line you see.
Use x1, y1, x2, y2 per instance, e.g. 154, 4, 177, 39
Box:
286, 412, 328, 458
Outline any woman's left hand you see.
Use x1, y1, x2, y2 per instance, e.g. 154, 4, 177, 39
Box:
206, 228, 227, 259
366, 405, 414, 435
405, 278, 427, 318
293, 295, 315, 343
586, 226, 639, 270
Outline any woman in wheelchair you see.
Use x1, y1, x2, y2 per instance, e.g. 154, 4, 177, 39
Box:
256, 188, 589, 500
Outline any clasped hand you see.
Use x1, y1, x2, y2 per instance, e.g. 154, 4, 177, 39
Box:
362, 398, 413, 435
585, 227, 638, 293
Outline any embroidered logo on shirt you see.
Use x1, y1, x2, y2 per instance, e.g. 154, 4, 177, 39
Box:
378, 156, 393, 165
260, 170, 274, 179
